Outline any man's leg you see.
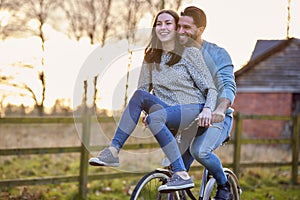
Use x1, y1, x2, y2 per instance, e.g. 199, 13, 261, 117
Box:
189, 115, 233, 200
183, 115, 232, 176
181, 127, 206, 170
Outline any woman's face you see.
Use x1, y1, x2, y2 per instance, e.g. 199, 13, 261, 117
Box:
155, 13, 177, 43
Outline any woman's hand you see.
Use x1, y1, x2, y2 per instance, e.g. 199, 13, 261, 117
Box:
197, 107, 212, 128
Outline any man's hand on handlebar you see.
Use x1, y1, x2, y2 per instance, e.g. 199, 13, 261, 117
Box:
212, 110, 225, 123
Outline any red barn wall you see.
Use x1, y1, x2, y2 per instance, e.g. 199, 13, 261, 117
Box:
232, 92, 292, 138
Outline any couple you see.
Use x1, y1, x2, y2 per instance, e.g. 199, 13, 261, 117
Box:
89, 6, 236, 200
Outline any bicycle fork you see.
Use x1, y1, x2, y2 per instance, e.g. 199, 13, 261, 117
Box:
198, 168, 209, 200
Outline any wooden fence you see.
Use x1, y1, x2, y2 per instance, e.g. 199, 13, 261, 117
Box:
0, 113, 299, 199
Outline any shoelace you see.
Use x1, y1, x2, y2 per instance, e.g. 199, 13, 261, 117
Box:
168, 176, 179, 183
98, 149, 110, 159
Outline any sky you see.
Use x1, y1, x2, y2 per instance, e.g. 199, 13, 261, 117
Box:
1, 0, 300, 111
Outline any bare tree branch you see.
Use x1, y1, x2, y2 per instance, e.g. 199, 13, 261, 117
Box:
100, 0, 112, 47
0, 0, 27, 39
62, 0, 85, 41
61, 0, 114, 46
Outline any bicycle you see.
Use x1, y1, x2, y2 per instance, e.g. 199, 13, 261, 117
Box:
130, 137, 242, 200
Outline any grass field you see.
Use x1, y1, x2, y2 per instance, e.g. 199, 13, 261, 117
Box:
0, 123, 299, 199
1, 161, 299, 199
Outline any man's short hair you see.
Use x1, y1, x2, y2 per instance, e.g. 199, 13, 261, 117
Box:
180, 6, 206, 28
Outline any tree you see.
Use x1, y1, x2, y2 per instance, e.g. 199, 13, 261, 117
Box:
25, 0, 59, 113
14, 0, 60, 115
0, 0, 25, 39
61, 0, 113, 46
286, 0, 291, 38
1, 0, 64, 116
0, 62, 48, 116
124, 0, 145, 43
1, 0, 187, 114
51, 98, 72, 115
145, 0, 187, 16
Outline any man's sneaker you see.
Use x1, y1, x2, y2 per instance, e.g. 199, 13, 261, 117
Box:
88, 148, 119, 167
214, 181, 233, 200
158, 174, 194, 193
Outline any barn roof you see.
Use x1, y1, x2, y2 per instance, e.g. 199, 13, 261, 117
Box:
234, 37, 300, 92
235, 38, 300, 77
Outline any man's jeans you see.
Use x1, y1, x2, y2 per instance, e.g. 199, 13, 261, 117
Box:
111, 89, 204, 172
182, 114, 233, 184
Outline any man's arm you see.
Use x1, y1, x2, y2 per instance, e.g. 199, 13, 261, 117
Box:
212, 63, 236, 123
212, 98, 231, 123
200, 45, 236, 125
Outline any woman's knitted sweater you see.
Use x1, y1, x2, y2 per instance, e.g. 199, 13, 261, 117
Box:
138, 47, 217, 111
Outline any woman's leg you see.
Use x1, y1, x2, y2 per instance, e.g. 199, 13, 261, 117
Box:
89, 90, 169, 167
111, 89, 169, 151
147, 103, 203, 192
146, 104, 203, 172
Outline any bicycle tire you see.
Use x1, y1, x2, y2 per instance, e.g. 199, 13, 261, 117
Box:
130, 169, 182, 200
223, 168, 242, 200
202, 168, 241, 200
202, 177, 216, 200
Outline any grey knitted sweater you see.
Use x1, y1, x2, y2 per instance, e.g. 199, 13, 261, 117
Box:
137, 47, 217, 111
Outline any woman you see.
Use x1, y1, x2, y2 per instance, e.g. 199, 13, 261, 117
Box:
89, 9, 217, 192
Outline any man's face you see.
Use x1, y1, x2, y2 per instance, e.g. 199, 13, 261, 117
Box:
177, 15, 200, 45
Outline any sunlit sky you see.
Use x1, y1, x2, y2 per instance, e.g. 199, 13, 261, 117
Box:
1, 0, 300, 110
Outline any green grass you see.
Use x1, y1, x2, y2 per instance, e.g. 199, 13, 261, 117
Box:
2, 172, 298, 200
237, 167, 300, 200
0, 154, 299, 199
1, 154, 299, 199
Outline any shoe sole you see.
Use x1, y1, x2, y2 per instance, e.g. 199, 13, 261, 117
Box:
158, 183, 195, 193
88, 158, 119, 167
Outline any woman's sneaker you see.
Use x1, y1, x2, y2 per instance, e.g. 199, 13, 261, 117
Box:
158, 174, 194, 193
89, 148, 119, 167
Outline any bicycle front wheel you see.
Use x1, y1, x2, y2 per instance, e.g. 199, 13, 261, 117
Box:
224, 168, 242, 200
130, 169, 182, 200
202, 168, 241, 200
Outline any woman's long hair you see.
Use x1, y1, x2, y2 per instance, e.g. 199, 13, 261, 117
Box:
144, 9, 184, 66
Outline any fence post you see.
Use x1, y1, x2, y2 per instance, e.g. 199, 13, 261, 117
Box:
79, 114, 91, 199
233, 112, 242, 177
291, 115, 299, 185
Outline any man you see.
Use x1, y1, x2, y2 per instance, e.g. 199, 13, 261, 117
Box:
177, 6, 236, 200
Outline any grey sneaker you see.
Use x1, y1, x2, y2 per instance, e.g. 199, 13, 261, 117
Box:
89, 148, 119, 167
158, 173, 194, 193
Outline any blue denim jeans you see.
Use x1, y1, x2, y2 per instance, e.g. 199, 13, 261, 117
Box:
182, 114, 233, 185
111, 89, 204, 172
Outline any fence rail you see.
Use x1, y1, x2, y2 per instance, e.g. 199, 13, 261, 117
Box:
0, 113, 299, 199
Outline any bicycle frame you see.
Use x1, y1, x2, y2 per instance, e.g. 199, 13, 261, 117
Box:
198, 168, 209, 199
